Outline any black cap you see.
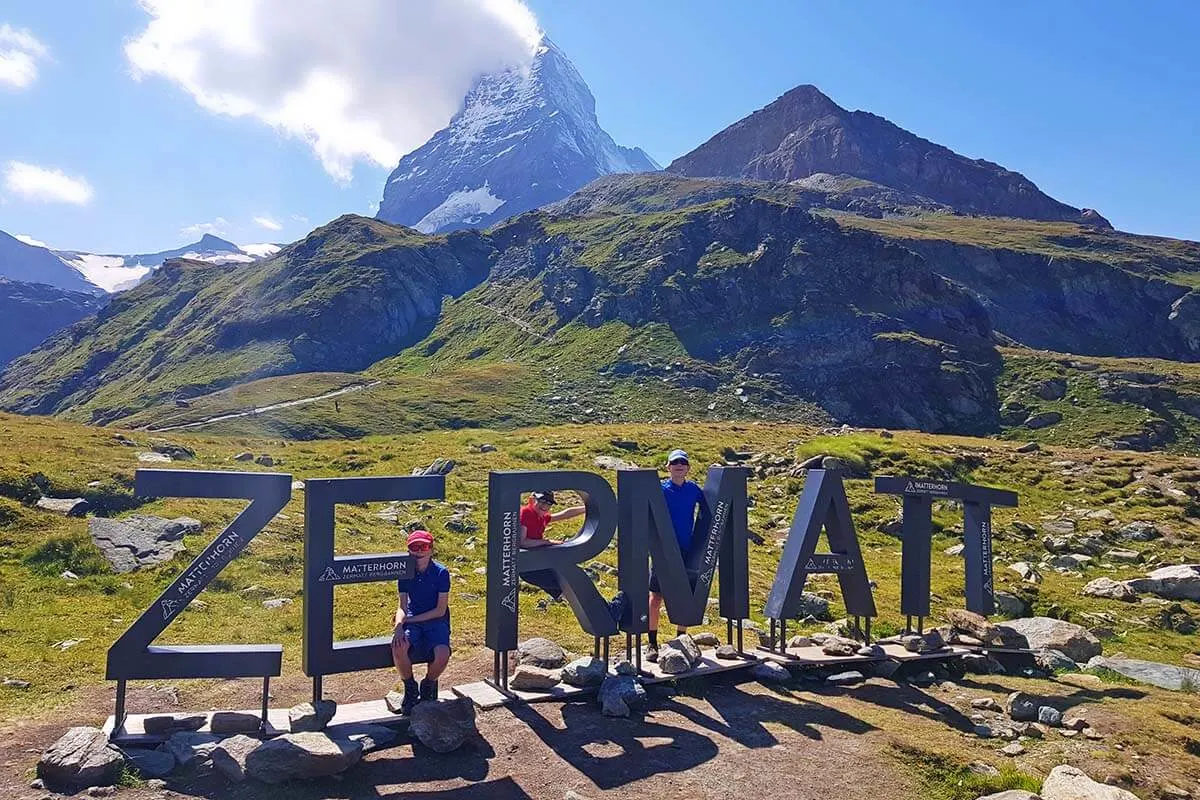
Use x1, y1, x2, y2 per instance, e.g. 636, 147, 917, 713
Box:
532, 491, 556, 505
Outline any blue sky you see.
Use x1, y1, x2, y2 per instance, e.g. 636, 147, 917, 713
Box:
1, 1, 1197, 253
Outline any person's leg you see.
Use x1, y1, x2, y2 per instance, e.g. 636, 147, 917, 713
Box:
420, 624, 452, 701
648, 591, 664, 661
391, 629, 421, 713
521, 568, 563, 600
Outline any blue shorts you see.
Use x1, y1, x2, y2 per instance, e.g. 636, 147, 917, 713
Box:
649, 567, 698, 594
403, 620, 451, 663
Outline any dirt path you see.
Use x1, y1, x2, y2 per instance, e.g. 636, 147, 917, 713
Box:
148, 381, 380, 432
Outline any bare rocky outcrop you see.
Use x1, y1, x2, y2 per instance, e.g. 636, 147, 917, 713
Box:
88, 515, 202, 573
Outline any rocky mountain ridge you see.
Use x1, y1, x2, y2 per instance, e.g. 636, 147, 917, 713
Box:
667, 84, 1108, 228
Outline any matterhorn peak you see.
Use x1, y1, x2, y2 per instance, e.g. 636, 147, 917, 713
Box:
376, 38, 657, 233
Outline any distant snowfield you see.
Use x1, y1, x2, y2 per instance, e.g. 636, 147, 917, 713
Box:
239, 242, 283, 258
56, 253, 152, 293
415, 183, 506, 233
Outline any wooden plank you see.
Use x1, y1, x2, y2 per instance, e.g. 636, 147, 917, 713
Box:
757, 644, 885, 667
452, 681, 514, 709
879, 643, 970, 662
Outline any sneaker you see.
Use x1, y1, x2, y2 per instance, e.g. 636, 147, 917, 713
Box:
607, 590, 627, 625
645, 645, 659, 663
419, 678, 439, 702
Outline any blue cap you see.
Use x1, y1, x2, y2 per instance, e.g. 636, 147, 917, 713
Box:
667, 449, 689, 464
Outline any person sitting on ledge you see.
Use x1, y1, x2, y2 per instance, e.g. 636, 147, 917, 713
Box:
519, 490, 627, 623
647, 448, 710, 662
391, 529, 451, 714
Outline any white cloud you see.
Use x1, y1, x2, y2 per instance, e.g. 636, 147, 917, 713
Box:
13, 233, 47, 248
3, 161, 94, 205
0, 24, 49, 89
253, 215, 282, 231
125, 0, 541, 182
181, 217, 229, 238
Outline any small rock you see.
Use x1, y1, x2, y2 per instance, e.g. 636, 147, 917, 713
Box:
288, 699, 337, 732
142, 714, 206, 735
385, 691, 404, 714
561, 657, 607, 687
119, 747, 175, 778
1083, 577, 1138, 602
35, 497, 90, 517
1037, 705, 1062, 727
826, 671, 864, 686
342, 723, 399, 754
999, 742, 1025, 756
598, 675, 646, 717
902, 629, 947, 653
233, 452, 254, 461
254, 454, 274, 466
163, 731, 220, 769
714, 644, 740, 660
209, 711, 262, 734
691, 631, 720, 647
1015, 442, 1040, 453
3, 677, 31, 688
973, 725, 993, 738
751, 661, 791, 684
509, 665, 561, 691
262, 598, 292, 610
408, 698, 477, 753
1005, 691, 1040, 722
944, 543, 965, 557
971, 697, 1002, 712
518, 637, 567, 668
86, 787, 117, 797
821, 637, 859, 657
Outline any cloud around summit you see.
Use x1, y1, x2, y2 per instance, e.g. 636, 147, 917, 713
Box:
125, 0, 542, 182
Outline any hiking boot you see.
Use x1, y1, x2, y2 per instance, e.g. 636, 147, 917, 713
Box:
419, 678, 439, 702
645, 645, 659, 663
400, 679, 420, 715
607, 590, 628, 625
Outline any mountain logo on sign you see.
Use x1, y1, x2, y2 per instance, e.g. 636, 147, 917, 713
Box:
318, 566, 339, 582
160, 598, 180, 620
502, 588, 517, 613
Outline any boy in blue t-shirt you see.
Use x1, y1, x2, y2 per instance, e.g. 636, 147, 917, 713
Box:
391, 529, 451, 714
647, 448, 710, 662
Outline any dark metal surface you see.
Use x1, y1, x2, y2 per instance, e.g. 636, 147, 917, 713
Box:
764, 469, 877, 621
106, 470, 291, 681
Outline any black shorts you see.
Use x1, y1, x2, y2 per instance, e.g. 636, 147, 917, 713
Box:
649, 567, 698, 594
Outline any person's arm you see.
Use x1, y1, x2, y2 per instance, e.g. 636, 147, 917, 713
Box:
520, 523, 552, 547
549, 505, 585, 523
405, 592, 449, 624
693, 485, 712, 541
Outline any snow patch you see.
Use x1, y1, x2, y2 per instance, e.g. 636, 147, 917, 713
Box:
58, 253, 151, 293
239, 242, 283, 258
414, 183, 506, 233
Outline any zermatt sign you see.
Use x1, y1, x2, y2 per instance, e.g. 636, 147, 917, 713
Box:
104, 466, 1015, 726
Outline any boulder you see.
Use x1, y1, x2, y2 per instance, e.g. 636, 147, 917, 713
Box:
1086, 656, 1200, 691
121, 747, 175, 778
1025, 411, 1062, 429
561, 657, 607, 687
1040, 764, 1138, 799
288, 700, 337, 732
233, 452, 254, 461
792, 592, 833, 620
413, 458, 455, 476
152, 442, 195, 460
1082, 578, 1137, 602
598, 675, 646, 717
408, 698, 477, 753
1036, 378, 1068, 400
1005, 692, 1040, 722
994, 592, 1032, 619
88, 515, 202, 573
210, 711, 262, 734
244, 732, 362, 783
37, 728, 124, 789
1037, 706, 1063, 727
35, 497, 90, 516
657, 648, 692, 675
666, 634, 702, 665
995, 617, 1102, 663
517, 637, 566, 668
691, 631, 720, 647
1125, 564, 1200, 601
210, 734, 261, 782
1009, 562, 1042, 584
751, 661, 791, 684
509, 665, 561, 691
254, 454, 274, 466
1105, 548, 1142, 562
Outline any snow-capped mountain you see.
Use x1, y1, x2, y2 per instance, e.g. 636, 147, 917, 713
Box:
1, 228, 282, 294
377, 38, 658, 233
